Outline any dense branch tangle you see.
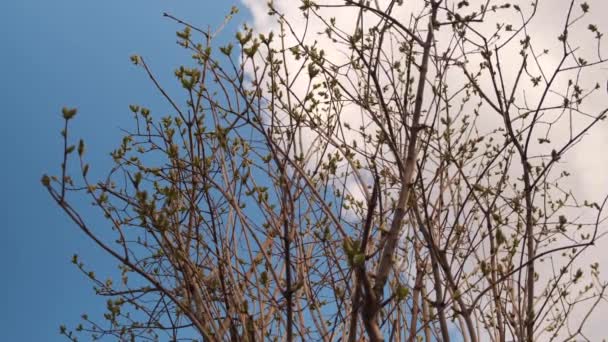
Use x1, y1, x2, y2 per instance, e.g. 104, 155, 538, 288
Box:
45, 1, 608, 341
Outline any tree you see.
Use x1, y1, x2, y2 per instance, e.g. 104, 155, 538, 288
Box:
44, 1, 608, 341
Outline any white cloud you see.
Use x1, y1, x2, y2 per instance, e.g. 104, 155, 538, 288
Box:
239, 0, 608, 339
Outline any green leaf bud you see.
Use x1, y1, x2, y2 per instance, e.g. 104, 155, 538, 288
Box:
62, 107, 77, 120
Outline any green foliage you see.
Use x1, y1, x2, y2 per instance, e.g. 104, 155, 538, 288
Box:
44, 2, 608, 341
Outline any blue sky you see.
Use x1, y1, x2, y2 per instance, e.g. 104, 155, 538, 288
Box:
0, 1, 247, 340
